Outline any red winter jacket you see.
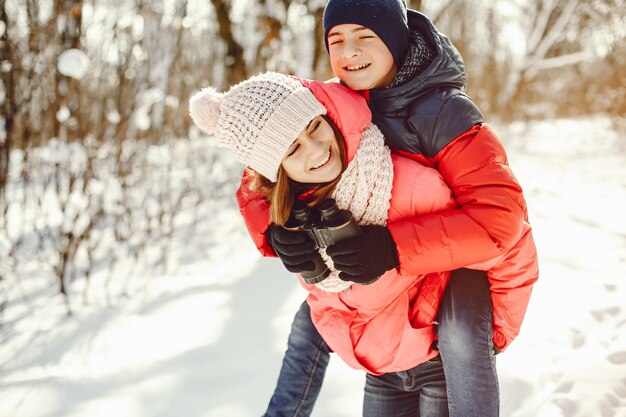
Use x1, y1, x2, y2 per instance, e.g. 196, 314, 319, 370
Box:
236, 80, 539, 354
239, 81, 454, 374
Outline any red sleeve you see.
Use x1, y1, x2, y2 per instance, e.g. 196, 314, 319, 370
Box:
388, 124, 528, 276
235, 169, 276, 257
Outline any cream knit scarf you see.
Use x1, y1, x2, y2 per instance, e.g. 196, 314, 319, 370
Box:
315, 123, 394, 293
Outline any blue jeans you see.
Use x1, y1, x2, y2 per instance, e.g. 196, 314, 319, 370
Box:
363, 357, 448, 417
263, 301, 331, 417
265, 268, 497, 416
437, 268, 499, 417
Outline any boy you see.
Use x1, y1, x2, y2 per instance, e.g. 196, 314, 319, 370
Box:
236, 1, 537, 416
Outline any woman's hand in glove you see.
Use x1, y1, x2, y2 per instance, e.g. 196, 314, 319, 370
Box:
266, 224, 324, 274
326, 225, 399, 284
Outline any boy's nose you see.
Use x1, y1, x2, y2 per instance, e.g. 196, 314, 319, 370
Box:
343, 41, 361, 58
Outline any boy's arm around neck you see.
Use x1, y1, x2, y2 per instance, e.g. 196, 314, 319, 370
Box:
388, 123, 528, 276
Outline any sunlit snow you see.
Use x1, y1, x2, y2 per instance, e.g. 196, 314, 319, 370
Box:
56, 106, 70, 123
1, 116, 625, 417
57, 49, 90, 80
107, 110, 121, 125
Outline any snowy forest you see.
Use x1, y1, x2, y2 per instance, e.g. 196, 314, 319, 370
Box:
1, 0, 626, 416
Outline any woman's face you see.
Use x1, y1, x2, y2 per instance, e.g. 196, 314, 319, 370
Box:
281, 116, 342, 184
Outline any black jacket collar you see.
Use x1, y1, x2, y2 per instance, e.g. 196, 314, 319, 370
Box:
368, 10, 468, 116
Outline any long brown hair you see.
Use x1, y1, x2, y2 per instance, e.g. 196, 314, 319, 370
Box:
250, 114, 347, 226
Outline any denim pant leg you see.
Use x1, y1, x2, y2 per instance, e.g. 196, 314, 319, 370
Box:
264, 300, 331, 417
363, 357, 449, 417
437, 268, 499, 417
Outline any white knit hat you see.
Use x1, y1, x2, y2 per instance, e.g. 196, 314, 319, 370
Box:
189, 72, 327, 182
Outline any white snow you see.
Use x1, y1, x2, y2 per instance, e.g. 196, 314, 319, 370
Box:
1, 60, 13, 73
55, 106, 70, 123
164, 95, 179, 109
57, 49, 90, 80
133, 88, 166, 131
134, 109, 151, 131
1, 116, 626, 417
106, 110, 121, 125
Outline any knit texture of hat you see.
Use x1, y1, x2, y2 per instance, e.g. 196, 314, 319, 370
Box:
323, 0, 410, 67
189, 72, 326, 182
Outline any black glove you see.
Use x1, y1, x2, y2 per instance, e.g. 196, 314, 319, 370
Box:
326, 225, 399, 284
266, 224, 324, 274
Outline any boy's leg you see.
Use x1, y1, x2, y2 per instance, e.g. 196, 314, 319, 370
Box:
264, 300, 331, 417
363, 357, 448, 417
363, 371, 420, 417
415, 356, 450, 417
437, 268, 499, 417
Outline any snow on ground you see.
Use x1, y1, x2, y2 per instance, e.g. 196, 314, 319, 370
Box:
1, 116, 625, 417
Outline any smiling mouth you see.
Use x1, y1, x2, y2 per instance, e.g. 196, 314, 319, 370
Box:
345, 63, 371, 71
311, 149, 331, 170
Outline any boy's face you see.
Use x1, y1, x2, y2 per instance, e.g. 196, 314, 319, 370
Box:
327, 24, 397, 91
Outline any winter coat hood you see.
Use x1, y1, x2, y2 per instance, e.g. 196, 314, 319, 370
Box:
297, 78, 370, 165
368, 10, 467, 116
364, 10, 483, 157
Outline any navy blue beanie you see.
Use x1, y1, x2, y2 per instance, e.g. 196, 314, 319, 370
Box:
323, 0, 410, 67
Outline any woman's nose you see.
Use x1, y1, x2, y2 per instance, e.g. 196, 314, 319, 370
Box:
303, 137, 325, 157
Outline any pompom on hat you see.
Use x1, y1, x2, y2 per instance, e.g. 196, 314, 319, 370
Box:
188, 87, 223, 134
189, 72, 326, 182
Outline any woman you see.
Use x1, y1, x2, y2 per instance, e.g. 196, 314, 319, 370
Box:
189, 72, 538, 416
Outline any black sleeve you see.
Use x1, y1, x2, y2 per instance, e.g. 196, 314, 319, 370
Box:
407, 88, 484, 157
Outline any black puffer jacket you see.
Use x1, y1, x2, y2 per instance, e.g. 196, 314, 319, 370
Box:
369, 10, 483, 157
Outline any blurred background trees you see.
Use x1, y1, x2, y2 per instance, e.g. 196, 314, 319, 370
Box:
0, 0, 624, 312
2, 0, 623, 151
1, 0, 624, 162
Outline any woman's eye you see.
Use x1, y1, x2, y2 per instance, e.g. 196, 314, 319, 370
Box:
310, 120, 321, 133
287, 145, 299, 157
329, 39, 343, 46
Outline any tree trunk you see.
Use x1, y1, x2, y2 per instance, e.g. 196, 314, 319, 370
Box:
496, 0, 581, 115
0, 0, 15, 202
254, 0, 285, 72
211, 0, 246, 86
53, 0, 84, 141
311, 7, 332, 81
